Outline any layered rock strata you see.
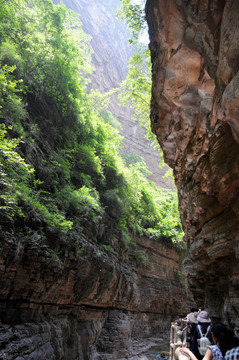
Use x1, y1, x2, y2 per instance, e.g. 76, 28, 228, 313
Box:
0, 219, 188, 359
146, 0, 239, 330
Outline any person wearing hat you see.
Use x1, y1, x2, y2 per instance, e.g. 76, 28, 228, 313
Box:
185, 309, 199, 350
190, 311, 213, 360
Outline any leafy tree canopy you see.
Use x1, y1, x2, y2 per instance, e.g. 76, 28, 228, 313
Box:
116, 0, 146, 44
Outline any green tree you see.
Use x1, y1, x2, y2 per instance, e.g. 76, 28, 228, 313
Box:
118, 46, 152, 139
116, 0, 162, 148
0, 0, 92, 114
116, 0, 146, 44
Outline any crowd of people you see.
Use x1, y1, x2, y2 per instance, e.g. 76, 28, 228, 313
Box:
180, 308, 239, 360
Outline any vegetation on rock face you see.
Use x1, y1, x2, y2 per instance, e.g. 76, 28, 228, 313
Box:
0, 0, 184, 251
117, 0, 151, 131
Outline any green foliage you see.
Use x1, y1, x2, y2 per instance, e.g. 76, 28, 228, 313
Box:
0, 0, 99, 232
130, 248, 147, 267
163, 168, 175, 186
0, 124, 33, 214
121, 153, 145, 167
29, 197, 73, 232
101, 244, 112, 253
116, 0, 164, 166
0, 125, 73, 231
70, 186, 102, 216
118, 47, 152, 133
0, 0, 92, 115
119, 162, 184, 245
0, 63, 26, 135
0, 0, 184, 250
99, 109, 122, 131
117, 0, 146, 44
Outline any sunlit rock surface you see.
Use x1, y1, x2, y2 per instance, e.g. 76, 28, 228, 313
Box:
146, 0, 239, 329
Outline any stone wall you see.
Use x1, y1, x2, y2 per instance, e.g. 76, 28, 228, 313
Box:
146, 0, 239, 331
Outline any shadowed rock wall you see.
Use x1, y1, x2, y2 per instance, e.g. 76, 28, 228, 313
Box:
0, 209, 188, 358
146, 0, 239, 331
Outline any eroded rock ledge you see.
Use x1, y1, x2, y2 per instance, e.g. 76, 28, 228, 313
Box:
0, 211, 189, 359
146, 0, 239, 330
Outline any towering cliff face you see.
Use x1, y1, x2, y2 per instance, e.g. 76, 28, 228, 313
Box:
54, 0, 172, 188
146, 0, 239, 330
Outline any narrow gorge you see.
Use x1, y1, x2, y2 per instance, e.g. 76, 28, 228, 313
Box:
0, 1, 190, 359
1, 0, 239, 359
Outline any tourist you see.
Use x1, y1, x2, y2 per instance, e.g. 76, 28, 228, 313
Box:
224, 347, 239, 360
180, 322, 239, 360
183, 308, 199, 350
224, 328, 239, 360
190, 311, 212, 359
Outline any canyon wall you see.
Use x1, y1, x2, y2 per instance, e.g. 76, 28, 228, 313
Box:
55, 0, 172, 188
0, 74, 191, 359
0, 195, 188, 359
0, 2, 193, 359
146, 0, 239, 331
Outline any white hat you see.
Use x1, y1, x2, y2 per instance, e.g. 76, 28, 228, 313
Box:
197, 310, 211, 323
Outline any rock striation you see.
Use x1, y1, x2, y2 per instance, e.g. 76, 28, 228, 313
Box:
0, 208, 188, 358
146, 0, 239, 330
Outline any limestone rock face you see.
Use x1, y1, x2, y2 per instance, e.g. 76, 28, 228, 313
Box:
146, 0, 239, 329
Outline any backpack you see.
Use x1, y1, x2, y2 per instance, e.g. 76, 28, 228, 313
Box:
197, 325, 211, 355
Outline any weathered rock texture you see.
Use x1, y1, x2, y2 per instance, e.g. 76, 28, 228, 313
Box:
0, 216, 188, 359
146, 0, 239, 331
